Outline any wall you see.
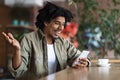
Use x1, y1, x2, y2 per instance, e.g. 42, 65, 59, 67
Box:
0, 4, 11, 67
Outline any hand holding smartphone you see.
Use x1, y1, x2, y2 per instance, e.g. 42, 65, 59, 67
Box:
72, 50, 90, 66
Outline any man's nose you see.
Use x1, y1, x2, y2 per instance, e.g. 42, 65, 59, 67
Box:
58, 24, 64, 30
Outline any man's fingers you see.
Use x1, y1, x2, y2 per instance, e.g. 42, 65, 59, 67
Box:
80, 59, 87, 66
8, 33, 14, 40
2, 32, 7, 38
76, 58, 87, 67
2, 32, 14, 40
72, 63, 84, 68
2, 32, 13, 43
2, 32, 10, 40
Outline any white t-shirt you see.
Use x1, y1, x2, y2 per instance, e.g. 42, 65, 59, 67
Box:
47, 44, 57, 74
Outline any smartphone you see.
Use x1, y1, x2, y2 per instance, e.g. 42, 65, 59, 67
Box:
72, 50, 90, 66
79, 50, 89, 58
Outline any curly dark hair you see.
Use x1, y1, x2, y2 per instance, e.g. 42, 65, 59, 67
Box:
35, 2, 73, 30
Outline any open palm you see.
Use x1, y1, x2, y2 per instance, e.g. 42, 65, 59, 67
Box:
2, 32, 21, 50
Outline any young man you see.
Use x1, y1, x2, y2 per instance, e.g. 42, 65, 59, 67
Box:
2, 2, 90, 80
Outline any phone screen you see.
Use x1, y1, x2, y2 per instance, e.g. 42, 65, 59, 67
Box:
79, 50, 89, 58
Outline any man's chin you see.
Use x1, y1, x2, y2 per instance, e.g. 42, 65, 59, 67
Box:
53, 36, 59, 39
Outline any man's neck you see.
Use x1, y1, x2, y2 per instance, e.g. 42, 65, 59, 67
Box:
46, 37, 54, 44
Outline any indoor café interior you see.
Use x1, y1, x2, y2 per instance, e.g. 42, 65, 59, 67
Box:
0, 0, 120, 80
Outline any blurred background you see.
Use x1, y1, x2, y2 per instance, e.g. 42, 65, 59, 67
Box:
1, 0, 120, 79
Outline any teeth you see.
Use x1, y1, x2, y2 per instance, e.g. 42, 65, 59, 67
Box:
56, 31, 61, 34
57, 32, 61, 34
55, 31, 61, 36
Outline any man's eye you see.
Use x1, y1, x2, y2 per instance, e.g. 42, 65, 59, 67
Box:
55, 22, 65, 26
55, 22, 59, 25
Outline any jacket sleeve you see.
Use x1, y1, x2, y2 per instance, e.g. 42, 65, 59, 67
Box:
63, 39, 80, 66
8, 35, 31, 78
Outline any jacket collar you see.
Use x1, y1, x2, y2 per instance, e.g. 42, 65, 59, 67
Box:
37, 29, 45, 39
37, 29, 61, 43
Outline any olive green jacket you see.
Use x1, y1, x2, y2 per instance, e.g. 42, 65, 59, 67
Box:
8, 29, 90, 80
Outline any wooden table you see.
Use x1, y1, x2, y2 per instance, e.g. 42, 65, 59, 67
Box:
40, 63, 120, 80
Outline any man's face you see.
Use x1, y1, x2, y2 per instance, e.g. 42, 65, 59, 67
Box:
44, 16, 65, 39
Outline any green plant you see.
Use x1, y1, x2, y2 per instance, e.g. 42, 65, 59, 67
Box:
68, 0, 120, 58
